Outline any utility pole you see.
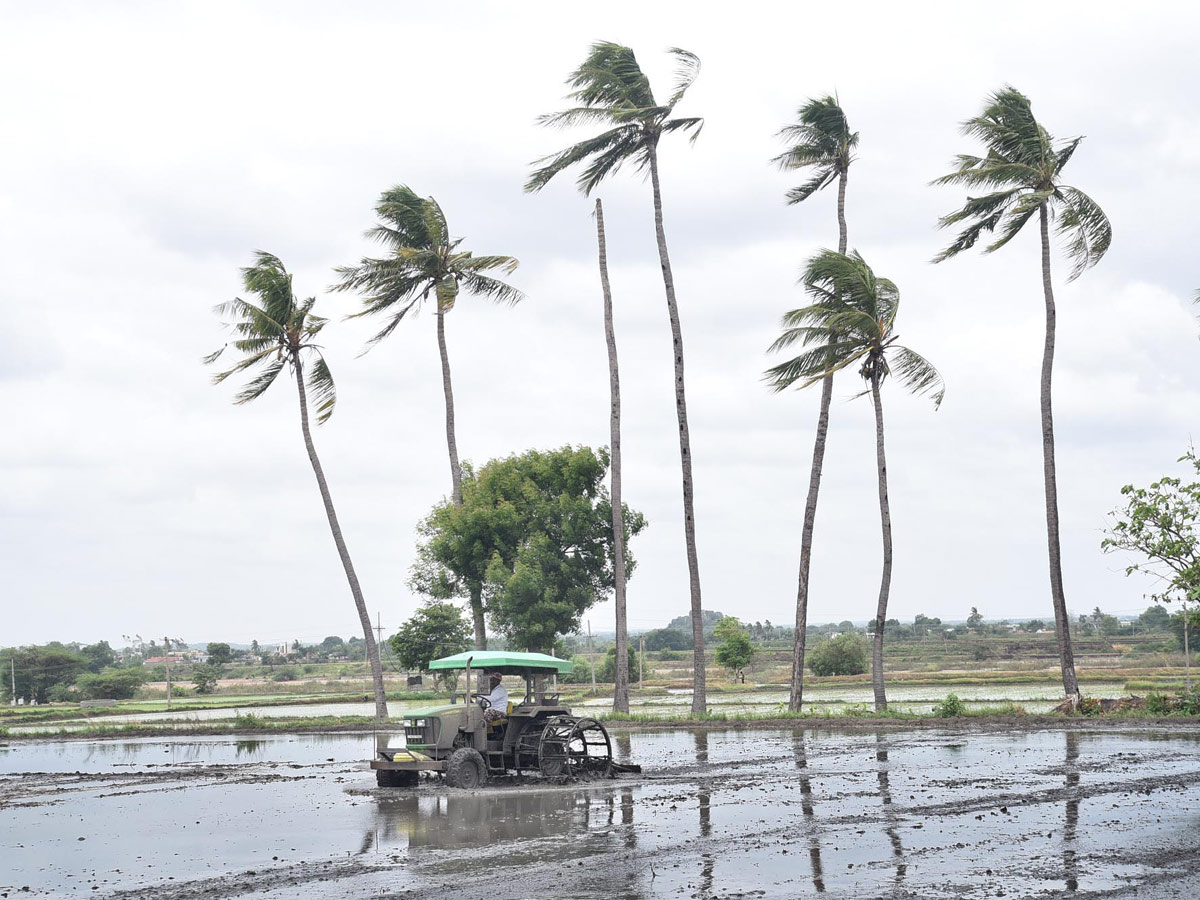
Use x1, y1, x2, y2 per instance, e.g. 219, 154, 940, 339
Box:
374, 613, 386, 652
639, 635, 645, 690
10, 657, 16, 706
166, 665, 172, 711
587, 620, 596, 692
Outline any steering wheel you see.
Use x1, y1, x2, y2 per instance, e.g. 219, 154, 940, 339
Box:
476, 697, 491, 710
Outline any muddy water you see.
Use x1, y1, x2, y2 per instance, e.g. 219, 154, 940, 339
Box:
13, 683, 1130, 733
3, 726, 1199, 898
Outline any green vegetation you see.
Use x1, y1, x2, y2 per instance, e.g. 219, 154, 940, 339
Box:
389, 601, 471, 687
412, 446, 645, 654
808, 632, 870, 676
713, 617, 756, 683
933, 694, 967, 717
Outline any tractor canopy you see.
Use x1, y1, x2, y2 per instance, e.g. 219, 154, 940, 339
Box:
427, 650, 573, 676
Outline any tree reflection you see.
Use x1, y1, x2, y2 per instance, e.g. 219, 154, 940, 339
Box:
792, 732, 825, 892
875, 732, 906, 885
695, 732, 714, 897
1063, 730, 1080, 892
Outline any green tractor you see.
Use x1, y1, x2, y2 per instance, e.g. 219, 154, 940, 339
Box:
372, 651, 623, 789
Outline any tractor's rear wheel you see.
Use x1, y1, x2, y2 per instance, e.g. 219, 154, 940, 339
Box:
445, 747, 487, 789
375, 768, 418, 788
537, 716, 613, 780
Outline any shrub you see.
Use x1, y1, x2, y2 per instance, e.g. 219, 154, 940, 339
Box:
933, 694, 967, 718
47, 683, 78, 703
272, 666, 299, 682
1147, 692, 1171, 715
808, 633, 869, 677
233, 712, 264, 729
560, 655, 594, 685
76, 667, 149, 700
597, 646, 650, 683
1078, 697, 1103, 716
658, 648, 681, 662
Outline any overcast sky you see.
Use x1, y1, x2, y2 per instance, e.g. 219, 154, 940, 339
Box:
3, 1, 1198, 650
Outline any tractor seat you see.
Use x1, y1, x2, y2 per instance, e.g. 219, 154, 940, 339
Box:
487, 701, 514, 732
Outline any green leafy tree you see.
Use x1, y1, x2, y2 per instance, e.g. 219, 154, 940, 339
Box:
206, 642, 233, 666
4, 645, 86, 703
412, 446, 646, 654
713, 617, 756, 683
935, 87, 1112, 706
1138, 605, 1171, 631
75, 667, 148, 700
79, 641, 117, 674
333, 185, 522, 515
597, 644, 648, 684
1024, 619, 1046, 633
808, 632, 870, 677
966, 607, 984, 630
389, 601, 471, 686
527, 42, 709, 714
643, 627, 692, 652
769, 95, 858, 713
204, 251, 388, 721
192, 664, 224, 695
767, 249, 943, 710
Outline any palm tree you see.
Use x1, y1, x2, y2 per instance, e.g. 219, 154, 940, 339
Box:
933, 87, 1111, 705
593, 198, 631, 714
768, 250, 944, 710
334, 186, 523, 506
204, 251, 388, 721
769, 95, 858, 713
526, 42, 709, 713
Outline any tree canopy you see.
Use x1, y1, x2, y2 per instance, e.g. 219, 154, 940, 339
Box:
412, 446, 646, 653
389, 601, 472, 679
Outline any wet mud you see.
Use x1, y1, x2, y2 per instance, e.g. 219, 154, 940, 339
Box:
2, 725, 1199, 898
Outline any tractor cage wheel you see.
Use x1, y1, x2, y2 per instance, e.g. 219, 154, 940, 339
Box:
537, 715, 613, 781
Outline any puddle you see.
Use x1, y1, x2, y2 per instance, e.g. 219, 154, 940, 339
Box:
2, 727, 1199, 897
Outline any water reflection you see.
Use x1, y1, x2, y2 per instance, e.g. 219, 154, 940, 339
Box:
793, 732, 825, 892
235, 739, 265, 758
875, 732, 906, 886
1063, 730, 1080, 892
371, 788, 615, 852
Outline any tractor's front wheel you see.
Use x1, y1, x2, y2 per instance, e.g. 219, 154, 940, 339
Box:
445, 747, 487, 789
376, 768, 419, 788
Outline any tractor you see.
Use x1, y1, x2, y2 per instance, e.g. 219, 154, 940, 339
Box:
372, 650, 629, 789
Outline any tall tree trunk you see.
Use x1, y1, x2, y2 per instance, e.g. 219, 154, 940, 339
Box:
437, 308, 463, 506
787, 169, 849, 712
870, 369, 892, 712
1039, 204, 1081, 704
647, 143, 706, 714
596, 199, 630, 714
293, 362, 387, 721
469, 584, 486, 652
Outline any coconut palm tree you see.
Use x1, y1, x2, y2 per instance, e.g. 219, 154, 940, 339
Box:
526, 41, 709, 713
769, 95, 858, 713
768, 250, 944, 710
592, 198, 632, 714
334, 186, 523, 511
933, 87, 1111, 705
204, 251, 388, 721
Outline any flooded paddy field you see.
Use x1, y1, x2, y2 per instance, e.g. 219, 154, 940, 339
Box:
3, 724, 1199, 899
6, 682, 1135, 734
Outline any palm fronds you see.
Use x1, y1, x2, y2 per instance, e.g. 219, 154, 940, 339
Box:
526, 42, 703, 196
765, 250, 943, 407
933, 86, 1110, 272
333, 185, 523, 345
772, 95, 858, 205
205, 253, 337, 422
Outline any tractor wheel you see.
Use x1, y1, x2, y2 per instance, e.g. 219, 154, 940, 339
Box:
537, 716, 613, 780
445, 747, 487, 789
376, 768, 419, 788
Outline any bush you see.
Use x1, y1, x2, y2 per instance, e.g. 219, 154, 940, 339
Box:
272, 666, 299, 682
1147, 692, 1171, 715
933, 694, 967, 718
597, 645, 650, 683
76, 667, 149, 700
658, 648, 681, 662
560, 655, 594, 685
808, 633, 869, 677
47, 683, 77, 703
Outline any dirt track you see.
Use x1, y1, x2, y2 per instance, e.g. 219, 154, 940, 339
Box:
3, 723, 1199, 898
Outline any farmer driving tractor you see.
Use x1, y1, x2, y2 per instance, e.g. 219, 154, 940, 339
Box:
475, 672, 508, 721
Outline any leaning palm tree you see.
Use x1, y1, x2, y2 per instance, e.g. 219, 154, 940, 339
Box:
526, 42, 709, 713
593, 198, 632, 714
933, 87, 1111, 705
769, 95, 859, 713
768, 250, 944, 710
334, 186, 523, 514
204, 251, 387, 721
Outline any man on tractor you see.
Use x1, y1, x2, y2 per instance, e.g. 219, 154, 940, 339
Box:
475, 671, 508, 721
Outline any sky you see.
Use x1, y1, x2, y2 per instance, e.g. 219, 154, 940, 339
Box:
2, 1, 1198, 650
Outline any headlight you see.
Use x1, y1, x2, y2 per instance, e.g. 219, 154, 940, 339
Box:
407, 719, 425, 727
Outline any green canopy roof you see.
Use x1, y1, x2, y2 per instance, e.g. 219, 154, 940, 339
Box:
428, 650, 573, 675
